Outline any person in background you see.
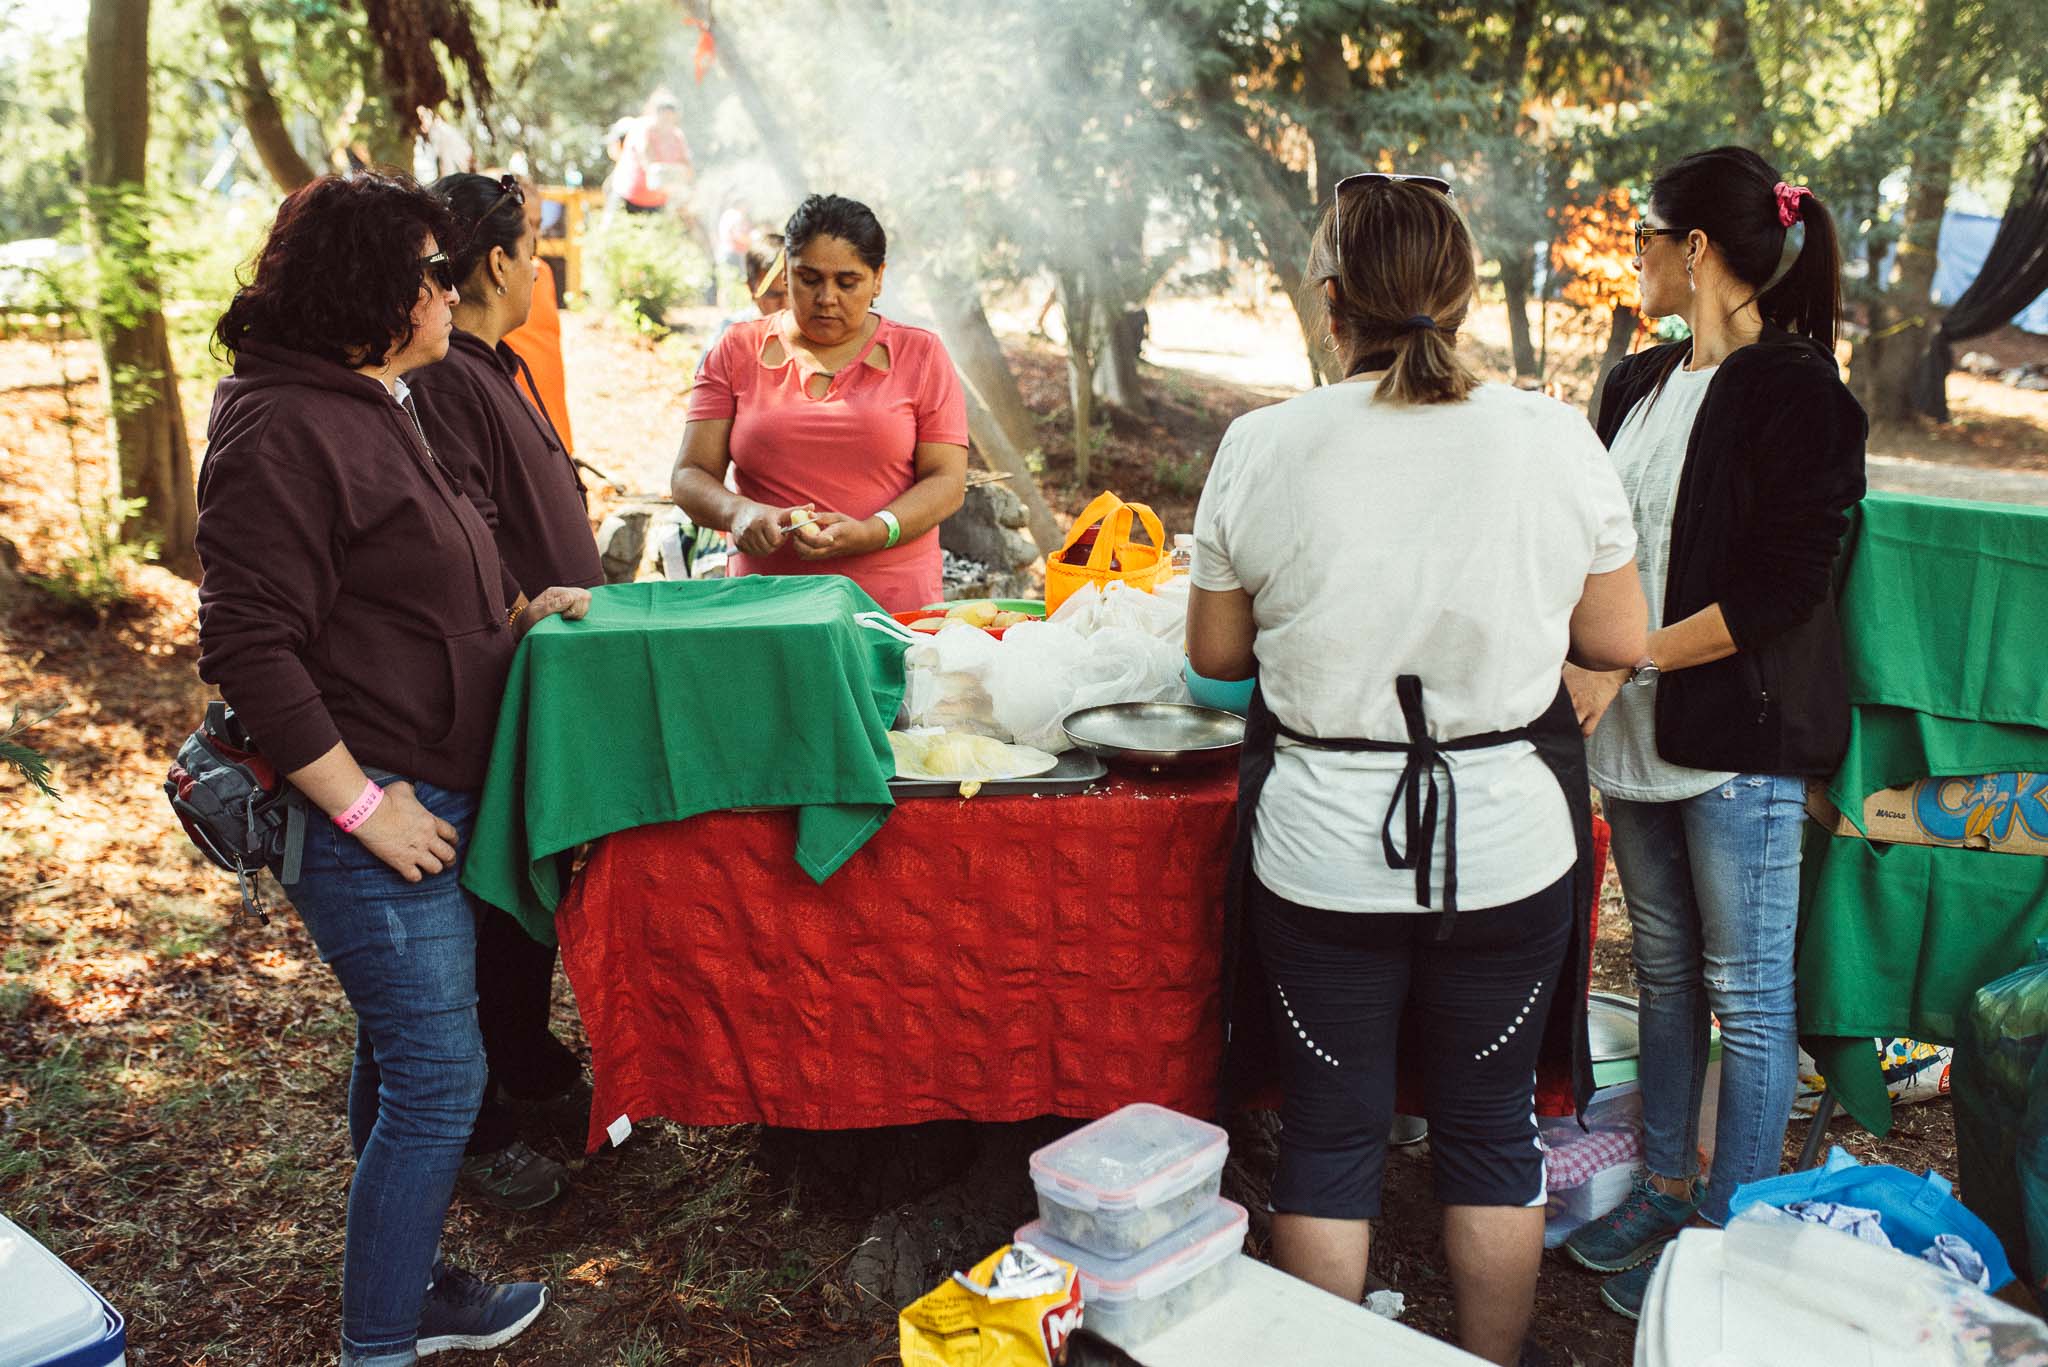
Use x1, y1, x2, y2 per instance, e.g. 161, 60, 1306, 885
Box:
416, 106, 474, 180
717, 196, 753, 282
410, 171, 604, 1213
498, 171, 576, 455
672, 194, 968, 612
1187, 176, 1646, 1366
613, 91, 692, 216
198, 172, 588, 1367
703, 231, 789, 361
1561, 147, 1866, 1320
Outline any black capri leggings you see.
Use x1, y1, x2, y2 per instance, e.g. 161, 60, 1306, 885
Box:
1252, 871, 1573, 1219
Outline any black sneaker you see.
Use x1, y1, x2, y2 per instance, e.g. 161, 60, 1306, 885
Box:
457, 1139, 568, 1211
416, 1262, 547, 1356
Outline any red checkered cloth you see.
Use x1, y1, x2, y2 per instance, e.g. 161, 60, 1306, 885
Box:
1542, 1125, 1642, 1189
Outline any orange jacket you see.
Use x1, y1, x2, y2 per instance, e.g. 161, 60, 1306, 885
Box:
505, 257, 573, 454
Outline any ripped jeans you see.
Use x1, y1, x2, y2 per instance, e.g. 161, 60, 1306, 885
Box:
1603, 773, 1806, 1224
282, 776, 487, 1364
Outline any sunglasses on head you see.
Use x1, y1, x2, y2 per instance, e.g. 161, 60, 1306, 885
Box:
1331, 172, 1455, 275
487, 172, 524, 219
419, 250, 456, 292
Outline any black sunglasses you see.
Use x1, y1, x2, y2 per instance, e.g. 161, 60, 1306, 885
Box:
419, 250, 456, 292
1332, 172, 1455, 275
1633, 222, 1689, 257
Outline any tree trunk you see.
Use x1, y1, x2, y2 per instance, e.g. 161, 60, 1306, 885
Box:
217, 2, 316, 192
1058, 271, 1098, 488
960, 389, 1060, 556
352, 41, 415, 170
1588, 305, 1640, 419
84, 0, 198, 579
1239, 155, 1341, 385
1852, 0, 1968, 422
1091, 302, 1149, 421
1499, 251, 1540, 380
697, 7, 807, 203
924, 281, 1039, 456
1713, 0, 1770, 147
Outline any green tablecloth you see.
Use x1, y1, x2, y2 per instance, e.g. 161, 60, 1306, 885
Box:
1803, 493, 2048, 1132
461, 577, 908, 943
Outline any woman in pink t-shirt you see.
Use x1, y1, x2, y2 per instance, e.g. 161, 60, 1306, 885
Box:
672, 194, 970, 612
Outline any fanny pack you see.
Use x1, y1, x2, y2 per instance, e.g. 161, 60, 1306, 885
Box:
163, 701, 306, 924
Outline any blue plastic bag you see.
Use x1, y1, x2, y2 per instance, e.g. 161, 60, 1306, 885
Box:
1728, 1146, 2014, 1291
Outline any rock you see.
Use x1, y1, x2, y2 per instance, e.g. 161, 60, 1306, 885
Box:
942, 484, 1041, 572
1958, 351, 2001, 376
595, 508, 652, 583
848, 1209, 932, 1310
2018, 373, 2048, 392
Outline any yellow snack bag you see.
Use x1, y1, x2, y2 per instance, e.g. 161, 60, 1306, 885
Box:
899, 1242, 1084, 1366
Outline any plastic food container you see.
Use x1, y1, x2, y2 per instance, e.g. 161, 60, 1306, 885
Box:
1028, 1103, 1230, 1258
0, 1214, 128, 1366
1017, 1197, 1246, 1348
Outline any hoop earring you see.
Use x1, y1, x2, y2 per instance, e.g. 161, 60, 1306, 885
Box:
495, 284, 507, 297
1322, 334, 1338, 352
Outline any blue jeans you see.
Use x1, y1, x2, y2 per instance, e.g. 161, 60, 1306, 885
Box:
1603, 774, 1806, 1225
283, 777, 487, 1365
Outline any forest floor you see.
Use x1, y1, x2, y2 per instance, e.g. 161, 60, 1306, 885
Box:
2, 292, 2033, 1364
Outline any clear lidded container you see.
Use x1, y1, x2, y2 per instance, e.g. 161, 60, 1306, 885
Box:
1016, 1196, 1246, 1348
1027, 1102, 1230, 1258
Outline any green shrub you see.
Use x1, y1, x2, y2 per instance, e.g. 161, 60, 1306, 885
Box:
585, 210, 709, 335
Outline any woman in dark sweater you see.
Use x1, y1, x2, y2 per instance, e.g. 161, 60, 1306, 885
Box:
1561, 147, 1866, 1320
409, 172, 602, 1213
196, 173, 589, 1367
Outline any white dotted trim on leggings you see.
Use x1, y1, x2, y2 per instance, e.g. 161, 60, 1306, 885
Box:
1275, 983, 1338, 1068
1474, 979, 1545, 1061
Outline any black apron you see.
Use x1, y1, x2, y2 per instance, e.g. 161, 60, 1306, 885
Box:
1217, 673, 1598, 1120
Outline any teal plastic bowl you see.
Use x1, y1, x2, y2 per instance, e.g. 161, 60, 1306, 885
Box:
1184, 661, 1254, 716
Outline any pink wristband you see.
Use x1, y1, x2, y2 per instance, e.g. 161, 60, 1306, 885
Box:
334, 779, 384, 833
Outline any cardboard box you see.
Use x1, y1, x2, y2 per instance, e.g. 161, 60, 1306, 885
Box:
1807, 773, 2048, 856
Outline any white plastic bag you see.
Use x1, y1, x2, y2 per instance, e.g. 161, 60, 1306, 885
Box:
901, 583, 1193, 752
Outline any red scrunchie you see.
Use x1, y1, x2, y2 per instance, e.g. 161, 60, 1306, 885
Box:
1774, 181, 1812, 228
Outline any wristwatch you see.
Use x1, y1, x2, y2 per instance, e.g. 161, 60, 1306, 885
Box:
1628, 655, 1661, 688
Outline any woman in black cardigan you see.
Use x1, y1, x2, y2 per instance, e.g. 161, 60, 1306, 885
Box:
1561, 147, 1866, 1320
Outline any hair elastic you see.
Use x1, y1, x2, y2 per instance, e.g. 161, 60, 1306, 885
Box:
1773, 181, 1812, 228
1399, 314, 1438, 333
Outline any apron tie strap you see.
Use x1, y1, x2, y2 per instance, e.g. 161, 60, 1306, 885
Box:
1274, 674, 1532, 939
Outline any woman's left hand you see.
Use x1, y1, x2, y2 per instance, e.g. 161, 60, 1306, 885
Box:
791, 511, 886, 562
515, 585, 593, 638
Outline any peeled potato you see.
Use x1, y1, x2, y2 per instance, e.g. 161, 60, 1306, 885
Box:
946, 600, 1001, 626
987, 611, 1033, 629
909, 619, 947, 633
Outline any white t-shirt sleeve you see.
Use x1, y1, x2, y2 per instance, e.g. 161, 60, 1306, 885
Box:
1191, 427, 1243, 592
1575, 420, 1638, 574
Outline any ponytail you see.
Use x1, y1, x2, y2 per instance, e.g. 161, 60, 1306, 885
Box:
1758, 192, 1841, 351
1379, 312, 1479, 406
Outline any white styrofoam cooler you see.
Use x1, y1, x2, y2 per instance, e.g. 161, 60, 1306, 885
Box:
0, 1214, 127, 1367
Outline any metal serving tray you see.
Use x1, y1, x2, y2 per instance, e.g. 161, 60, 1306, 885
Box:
887, 749, 1109, 799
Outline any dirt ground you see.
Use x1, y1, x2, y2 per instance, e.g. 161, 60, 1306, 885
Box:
0, 297, 2028, 1365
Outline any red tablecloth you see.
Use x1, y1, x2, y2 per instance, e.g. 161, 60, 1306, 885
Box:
556, 773, 1240, 1149
555, 775, 1610, 1150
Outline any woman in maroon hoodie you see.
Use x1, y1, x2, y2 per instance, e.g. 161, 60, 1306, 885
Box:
409, 171, 602, 1213
196, 173, 588, 1367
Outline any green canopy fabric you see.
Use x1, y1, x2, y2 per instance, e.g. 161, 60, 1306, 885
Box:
461, 577, 909, 943
1802, 493, 2048, 1133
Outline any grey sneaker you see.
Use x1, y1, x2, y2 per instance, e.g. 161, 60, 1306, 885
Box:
415, 1262, 547, 1356
1599, 1254, 1661, 1320
457, 1140, 568, 1212
1563, 1174, 1701, 1272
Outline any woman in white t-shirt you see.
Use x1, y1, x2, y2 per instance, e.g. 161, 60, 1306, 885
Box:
1187, 176, 1646, 1366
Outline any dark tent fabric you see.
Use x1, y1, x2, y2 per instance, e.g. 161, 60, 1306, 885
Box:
1912, 131, 2048, 420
